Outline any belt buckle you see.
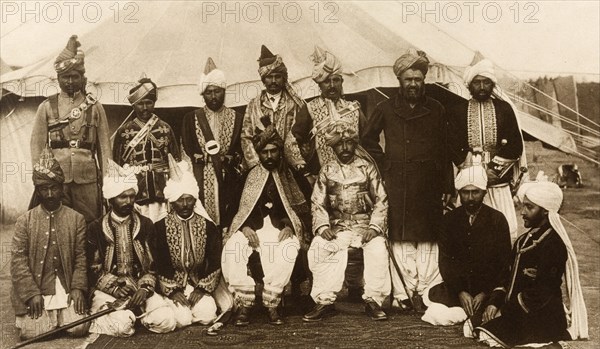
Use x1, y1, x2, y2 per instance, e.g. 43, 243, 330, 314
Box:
85, 93, 98, 105
69, 140, 80, 148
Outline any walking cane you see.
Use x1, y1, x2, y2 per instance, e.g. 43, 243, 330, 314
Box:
386, 241, 415, 310
9, 298, 130, 349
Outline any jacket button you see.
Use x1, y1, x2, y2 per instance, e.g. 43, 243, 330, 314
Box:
406, 140, 410, 143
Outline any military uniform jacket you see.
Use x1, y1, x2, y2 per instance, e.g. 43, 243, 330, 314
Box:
30, 91, 111, 183
113, 116, 180, 205
362, 94, 453, 242
11, 205, 88, 315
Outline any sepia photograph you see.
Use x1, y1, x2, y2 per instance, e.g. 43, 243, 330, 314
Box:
0, 1, 598, 348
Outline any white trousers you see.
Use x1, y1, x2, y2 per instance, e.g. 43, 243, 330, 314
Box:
221, 216, 300, 308
166, 284, 218, 328
89, 290, 176, 337
484, 185, 518, 244
390, 241, 442, 300
308, 231, 391, 306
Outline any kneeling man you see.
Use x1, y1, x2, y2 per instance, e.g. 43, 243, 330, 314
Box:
423, 162, 511, 326
222, 125, 303, 326
154, 154, 232, 327
304, 121, 390, 322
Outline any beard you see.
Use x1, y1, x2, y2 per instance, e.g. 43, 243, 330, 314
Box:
400, 84, 424, 104
262, 159, 279, 171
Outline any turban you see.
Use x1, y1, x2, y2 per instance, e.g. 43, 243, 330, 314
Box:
454, 164, 488, 191
323, 120, 358, 146
257, 45, 304, 107
33, 147, 65, 186
102, 159, 139, 200
463, 59, 498, 86
311, 46, 343, 83
516, 176, 588, 340
393, 48, 429, 77
54, 35, 85, 75
128, 78, 157, 104
163, 153, 214, 222
252, 115, 284, 152
199, 57, 227, 95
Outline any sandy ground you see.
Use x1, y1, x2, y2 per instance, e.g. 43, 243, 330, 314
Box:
0, 141, 598, 349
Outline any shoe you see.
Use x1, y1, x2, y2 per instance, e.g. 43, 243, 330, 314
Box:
234, 306, 251, 326
392, 298, 413, 313
365, 299, 387, 321
411, 294, 427, 314
302, 304, 336, 322
267, 307, 285, 325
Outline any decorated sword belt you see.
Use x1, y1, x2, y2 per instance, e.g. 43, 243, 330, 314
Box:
123, 162, 169, 174
47, 93, 98, 132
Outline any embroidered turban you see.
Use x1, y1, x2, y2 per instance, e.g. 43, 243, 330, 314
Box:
252, 121, 284, 152
393, 48, 429, 77
199, 57, 227, 94
102, 159, 139, 200
463, 59, 498, 85
128, 78, 157, 104
54, 35, 85, 75
323, 120, 358, 146
257, 45, 305, 107
33, 147, 65, 186
311, 46, 343, 83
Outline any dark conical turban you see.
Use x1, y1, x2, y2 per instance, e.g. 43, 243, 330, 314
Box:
252, 116, 284, 152
33, 147, 65, 186
54, 35, 85, 75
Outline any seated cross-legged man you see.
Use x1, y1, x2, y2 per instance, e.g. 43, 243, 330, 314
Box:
303, 120, 390, 322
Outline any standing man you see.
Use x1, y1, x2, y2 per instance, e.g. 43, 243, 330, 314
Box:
87, 160, 176, 336
222, 126, 305, 326
474, 181, 588, 347
11, 148, 90, 340
303, 121, 390, 322
154, 154, 233, 327
113, 77, 180, 223
241, 45, 306, 174
423, 162, 511, 326
362, 49, 453, 313
181, 58, 244, 229
292, 46, 367, 170
30, 35, 111, 223
448, 59, 524, 243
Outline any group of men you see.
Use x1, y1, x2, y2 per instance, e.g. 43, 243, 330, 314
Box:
12, 35, 587, 348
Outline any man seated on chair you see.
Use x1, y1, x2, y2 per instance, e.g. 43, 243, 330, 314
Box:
222, 122, 305, 326
303, 120, 390, 322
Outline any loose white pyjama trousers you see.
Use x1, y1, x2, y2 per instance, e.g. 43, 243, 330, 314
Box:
390, 241, 442, 301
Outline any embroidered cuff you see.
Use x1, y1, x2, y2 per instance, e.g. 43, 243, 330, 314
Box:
96, 273, 118, 293
137, 273, 156, 291
158, 275, 179, 297
315, 224, 329, 236
196, 269, 220, 293
369, 224, 384, 236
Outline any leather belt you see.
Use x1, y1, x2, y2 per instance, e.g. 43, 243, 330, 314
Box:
50, 140, 93, 150
333, 212, 370, 221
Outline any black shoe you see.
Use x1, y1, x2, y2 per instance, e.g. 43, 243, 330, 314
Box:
267, 307, 285, 325
302, 304, 336, 322
411, 294, 427, 314
234, 306, 251, 326
365, 299, 387, 321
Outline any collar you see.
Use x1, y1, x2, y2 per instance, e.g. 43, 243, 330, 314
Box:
59, 90, 83, 100
41, 203, 63, 216
265, 91, 282, 110
176, 213, 194, 222
110, 211, 131, 224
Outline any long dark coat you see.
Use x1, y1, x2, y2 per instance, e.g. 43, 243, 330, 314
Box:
362, 94, 453, 242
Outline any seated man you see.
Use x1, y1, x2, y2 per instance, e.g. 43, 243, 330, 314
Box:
11, 148, 89, 340
303, 120, 390, 322
423, 163, 511, 326
222, 125, 304, 326
87, 160, 176, 336
154, 154, 232, 328
474, 179, 588, 347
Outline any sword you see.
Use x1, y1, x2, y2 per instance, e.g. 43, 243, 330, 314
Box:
9, 298, 130, 349
385, 240, 415, 310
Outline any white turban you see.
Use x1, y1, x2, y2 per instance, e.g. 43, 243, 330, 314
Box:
102, 159, 138, 200
454, 165, 488, 191
463, 59, 498, 86
516, 179, 588, 340
199, 57, 226, 94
